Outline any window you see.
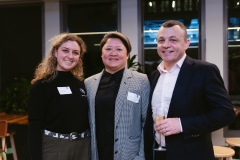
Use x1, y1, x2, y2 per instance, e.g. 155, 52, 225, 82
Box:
63, 1, 117, 78
0, 3, 42, 90
227, 0, 240, 133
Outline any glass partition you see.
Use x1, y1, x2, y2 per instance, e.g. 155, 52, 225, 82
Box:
227, 0, 240, 133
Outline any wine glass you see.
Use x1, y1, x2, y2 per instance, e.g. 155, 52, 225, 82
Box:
154, 108, 166, 151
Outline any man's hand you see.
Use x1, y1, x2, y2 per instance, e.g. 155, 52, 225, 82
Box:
155, 118, 182, 136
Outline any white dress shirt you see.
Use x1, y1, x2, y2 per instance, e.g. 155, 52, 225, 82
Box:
152, 54, 186, 146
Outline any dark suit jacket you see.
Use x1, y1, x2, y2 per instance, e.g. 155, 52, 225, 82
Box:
144, 56, 236, 160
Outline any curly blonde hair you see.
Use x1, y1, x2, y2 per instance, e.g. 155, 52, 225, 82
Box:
31, 33, 87, 84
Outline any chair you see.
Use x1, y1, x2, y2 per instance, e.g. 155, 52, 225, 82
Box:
0, 121, 18, 160
213, 145, 235, 160
0, 121, 7, 160
0, 150, 7, 160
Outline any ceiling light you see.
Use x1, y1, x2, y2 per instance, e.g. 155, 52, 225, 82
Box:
149, 2, 152, 7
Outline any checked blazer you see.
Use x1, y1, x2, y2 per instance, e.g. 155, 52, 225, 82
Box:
85, 69, 150, 160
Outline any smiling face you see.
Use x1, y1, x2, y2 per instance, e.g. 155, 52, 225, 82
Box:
157, 25, 190, 69
54, 40, 80, 71
101, 38, 128, 74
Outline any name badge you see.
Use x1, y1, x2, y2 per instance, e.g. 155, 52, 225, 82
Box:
57, 86, 72, 95
127, 91, 140, 103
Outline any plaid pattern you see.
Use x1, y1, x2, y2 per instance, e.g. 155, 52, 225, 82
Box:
85, 69, 150, 160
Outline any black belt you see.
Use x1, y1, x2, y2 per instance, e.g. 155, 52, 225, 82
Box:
43, 129, 90, 141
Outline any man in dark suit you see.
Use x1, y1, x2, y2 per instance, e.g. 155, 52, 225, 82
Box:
144, 20, 236, 160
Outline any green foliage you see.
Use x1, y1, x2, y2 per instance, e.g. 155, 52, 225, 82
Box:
0, 77, 31, 114
127, 54, 143, 72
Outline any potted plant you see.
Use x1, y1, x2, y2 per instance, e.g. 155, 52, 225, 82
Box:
0, 77, 30, 114
127, 54, 143, 72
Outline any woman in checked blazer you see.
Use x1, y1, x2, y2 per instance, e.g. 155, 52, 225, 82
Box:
84, 32, 150, 160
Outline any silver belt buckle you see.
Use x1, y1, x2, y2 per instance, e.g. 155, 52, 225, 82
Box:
69, 132, 79, 141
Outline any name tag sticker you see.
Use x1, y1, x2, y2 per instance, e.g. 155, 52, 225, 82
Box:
127, 91, 140, 103
57, 86, 72, 95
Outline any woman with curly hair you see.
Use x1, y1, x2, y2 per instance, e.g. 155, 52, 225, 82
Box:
28, 33, 90, 160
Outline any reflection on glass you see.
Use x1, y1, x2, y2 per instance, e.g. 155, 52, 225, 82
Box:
144, 18, 199, 48
228, 17, 240, 45
228, 0, 240, 131
144, 18, 240, 48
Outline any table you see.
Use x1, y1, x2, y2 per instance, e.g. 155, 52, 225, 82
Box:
0, 112, 28, 125
226, 138, 240, 147
213, 145, 235, 160
226, 138, 240, 159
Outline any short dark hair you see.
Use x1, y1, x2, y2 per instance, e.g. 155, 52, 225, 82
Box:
100, 32, 132, 55
162, 20, 188, 40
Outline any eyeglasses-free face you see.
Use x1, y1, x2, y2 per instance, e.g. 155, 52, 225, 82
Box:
54, 40, 81, 71
101, 38, 128, 74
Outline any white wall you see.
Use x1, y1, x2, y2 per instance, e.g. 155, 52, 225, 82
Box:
119, 0, 143, 65
205, 0, 227, 146
44, 1, 61, 56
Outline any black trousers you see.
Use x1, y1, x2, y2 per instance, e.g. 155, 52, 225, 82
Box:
154, 141, 167, 160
